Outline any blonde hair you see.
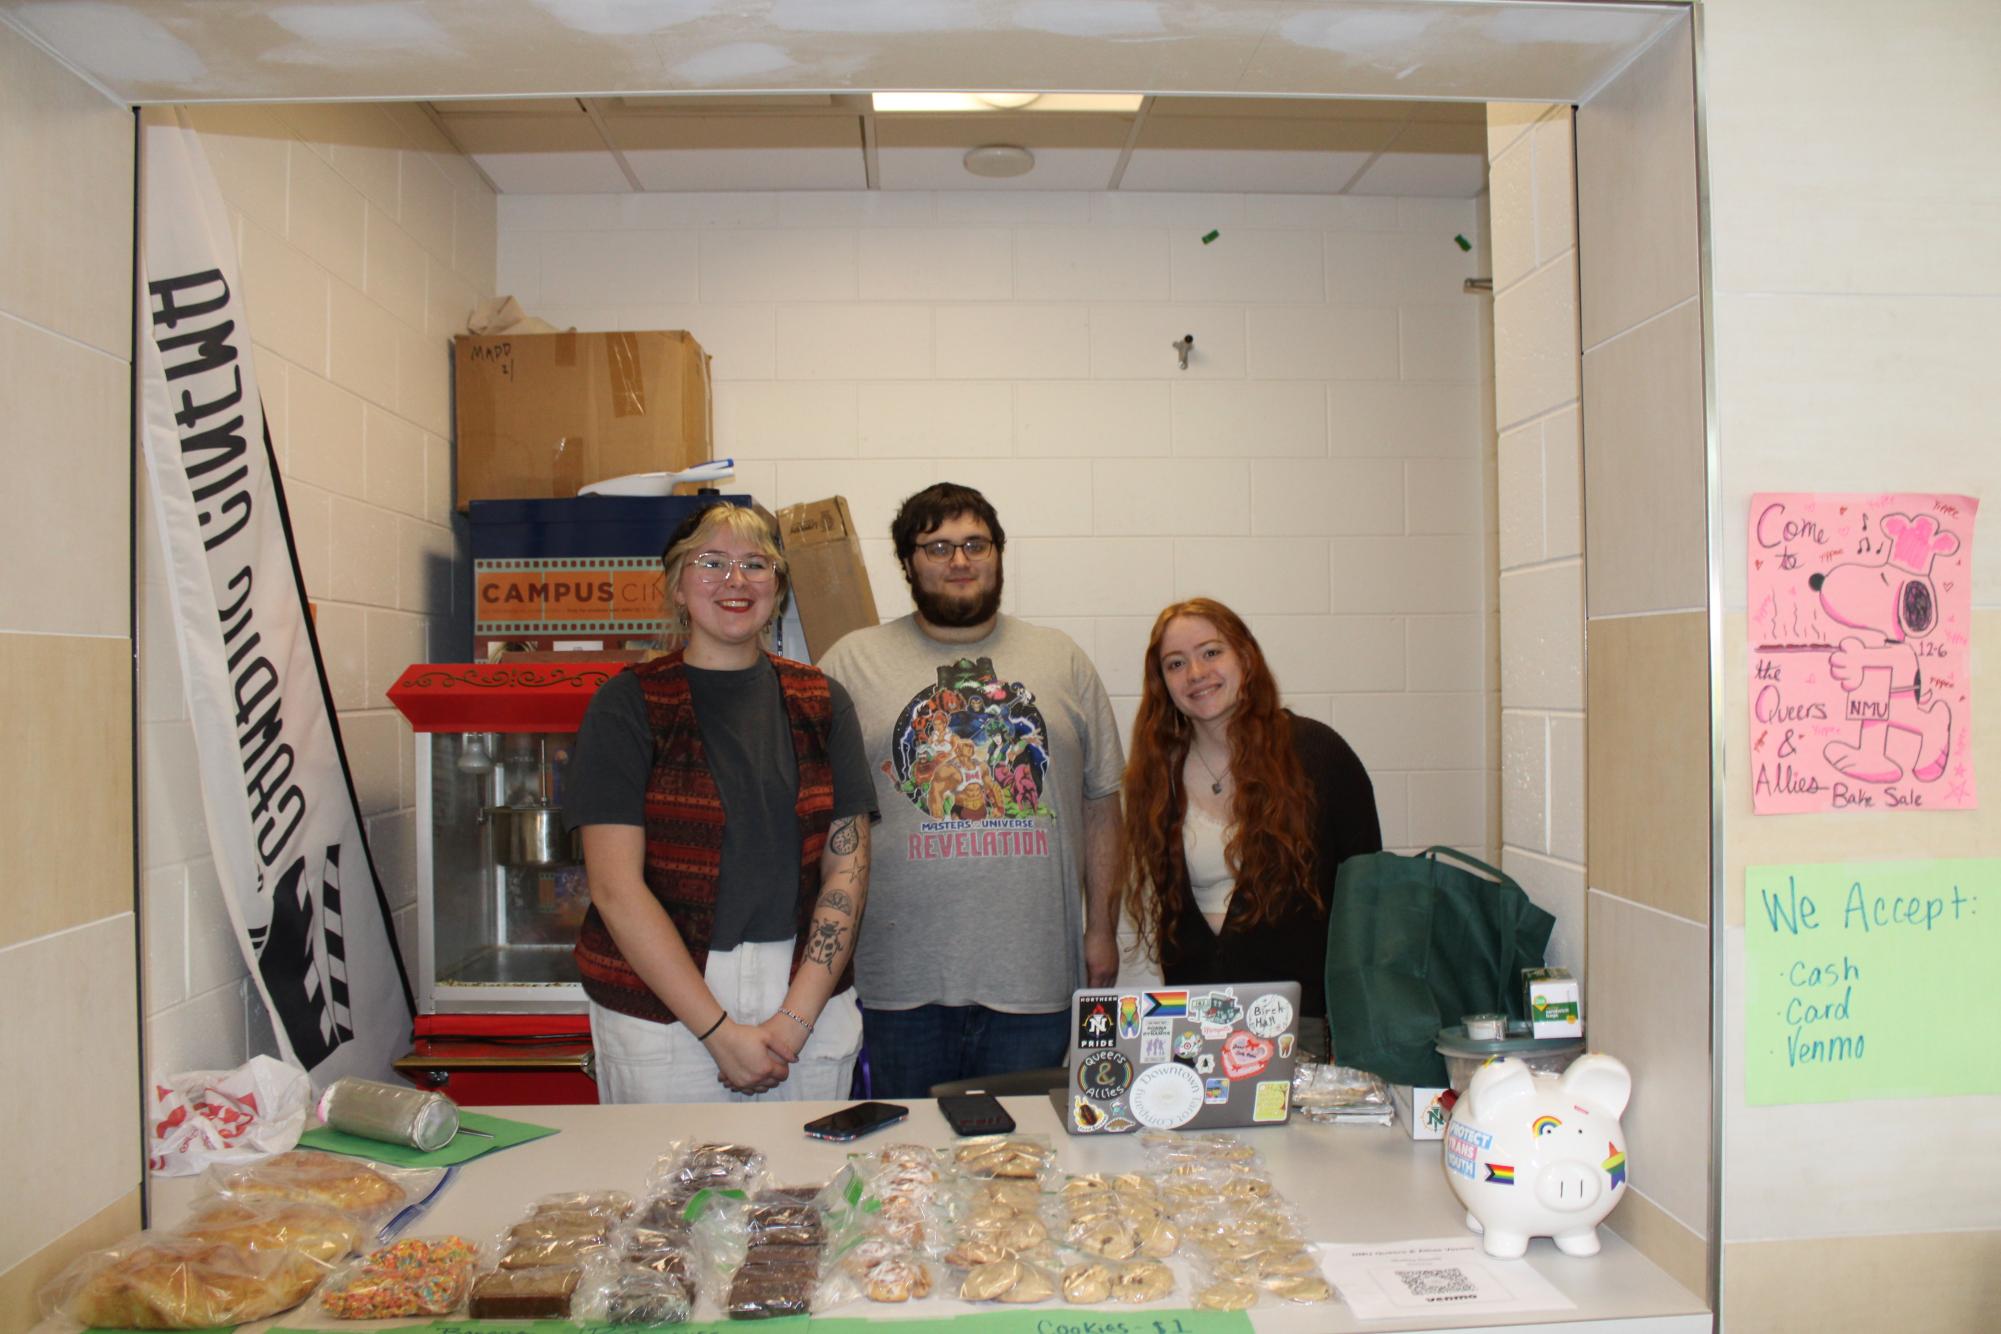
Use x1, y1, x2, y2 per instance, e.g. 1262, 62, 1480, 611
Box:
660, 503, 790, 641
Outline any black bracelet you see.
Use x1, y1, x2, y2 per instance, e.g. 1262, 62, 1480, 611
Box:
694, 1012, 727, 1042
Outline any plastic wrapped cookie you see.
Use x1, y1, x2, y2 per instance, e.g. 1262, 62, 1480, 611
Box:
959, 1258, 1056, 1304
1194, 1278, 1262, 1311
1264, 1273, 1335, 1303
1116, 1259, 1175, 1305
1067, 1216, 1138, 1261
1061, 1261, 1116, 1304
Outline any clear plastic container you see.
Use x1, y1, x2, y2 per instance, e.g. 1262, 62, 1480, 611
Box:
1434, 1022, 1584, 1092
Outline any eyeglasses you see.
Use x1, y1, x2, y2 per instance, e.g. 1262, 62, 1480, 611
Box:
688, 554, 777, 584
916, 537, 996, 562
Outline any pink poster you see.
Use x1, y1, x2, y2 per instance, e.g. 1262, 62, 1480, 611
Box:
1750, 493, 1977, 814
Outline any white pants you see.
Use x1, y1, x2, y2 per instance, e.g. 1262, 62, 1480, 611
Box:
589, 938, 862, 1105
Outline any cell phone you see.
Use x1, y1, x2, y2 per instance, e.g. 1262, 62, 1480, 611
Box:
938, 1092, 1016, 1137
802, 1101, 909, 1142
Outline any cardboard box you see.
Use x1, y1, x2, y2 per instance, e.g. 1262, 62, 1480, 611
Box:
454, 331, 712, 508
1524, 967, 1583, 1039
778, 496, 880, 659
1391, 1084, 1455, 1140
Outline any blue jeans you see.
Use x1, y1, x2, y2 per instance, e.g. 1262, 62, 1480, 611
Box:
860, 1004, 1070, 1099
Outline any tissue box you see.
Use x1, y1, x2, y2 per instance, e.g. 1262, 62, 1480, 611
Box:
1390, 1084, 1454, 1140
1524, 967, 1583, 1039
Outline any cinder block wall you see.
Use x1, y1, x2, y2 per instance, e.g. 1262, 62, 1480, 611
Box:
498, 189, 1499, 868
0, 23, 144, 1328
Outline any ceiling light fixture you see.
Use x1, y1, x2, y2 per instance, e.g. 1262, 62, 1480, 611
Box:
872, 92, 1142, 114
963, 145, 1035, 178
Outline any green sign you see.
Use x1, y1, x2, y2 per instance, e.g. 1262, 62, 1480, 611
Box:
1745, 859, 1999, 1104
271, 1311, 1249, 1334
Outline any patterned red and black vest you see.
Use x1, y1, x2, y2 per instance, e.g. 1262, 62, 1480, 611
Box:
574, 652, 848, 1025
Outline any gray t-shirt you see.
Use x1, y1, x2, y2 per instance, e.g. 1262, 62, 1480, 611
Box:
566, 661, 876, 949
817, 615, 1124, 1012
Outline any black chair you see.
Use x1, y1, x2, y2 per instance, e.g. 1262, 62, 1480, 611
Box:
928, 1067, 1066, 1098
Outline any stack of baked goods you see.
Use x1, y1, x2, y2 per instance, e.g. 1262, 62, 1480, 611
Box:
1051, 1170, 1181, 1306
1139, 1132, 1334, 1310
42, 1151, 421, 1328
467, 1190, 631, 1319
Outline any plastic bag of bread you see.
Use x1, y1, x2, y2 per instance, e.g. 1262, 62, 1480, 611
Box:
42, 1234, 331, 1329
316, 1235, 480, 1319
205, 1149, 444, 1230
173, 1198, 367, 1266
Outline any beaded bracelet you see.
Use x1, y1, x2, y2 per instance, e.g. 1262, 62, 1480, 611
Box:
776, 1005, 815, 1036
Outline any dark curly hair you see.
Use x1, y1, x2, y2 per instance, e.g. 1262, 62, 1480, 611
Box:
889, 482, 1007, 563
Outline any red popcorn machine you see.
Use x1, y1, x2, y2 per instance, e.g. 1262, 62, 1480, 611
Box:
386, 659, 627, 1105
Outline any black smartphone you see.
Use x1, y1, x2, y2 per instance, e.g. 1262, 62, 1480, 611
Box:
802, 1101, 910, 1142
938, 1092, 1016, 1137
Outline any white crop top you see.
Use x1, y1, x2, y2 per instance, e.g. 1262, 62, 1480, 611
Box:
1184, 806, 1237, 921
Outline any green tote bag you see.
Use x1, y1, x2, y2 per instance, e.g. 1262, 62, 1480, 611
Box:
1323, 846, 1557, 1087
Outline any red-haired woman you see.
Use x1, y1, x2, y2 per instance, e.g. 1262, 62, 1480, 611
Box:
1120, 598, 1381, 1059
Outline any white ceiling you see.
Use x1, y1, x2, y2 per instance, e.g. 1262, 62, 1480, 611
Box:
433, 94, 1489, 196
0, 0, 1685, 198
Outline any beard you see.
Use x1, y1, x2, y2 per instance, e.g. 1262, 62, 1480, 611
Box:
908, 562, 1004, 629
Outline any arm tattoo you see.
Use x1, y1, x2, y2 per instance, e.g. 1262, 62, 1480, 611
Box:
821, 887, 856, 917
828, 817, 861, 856
805, 917, 849, 972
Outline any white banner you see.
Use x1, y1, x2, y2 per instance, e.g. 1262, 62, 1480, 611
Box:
138, 110, 412, 1082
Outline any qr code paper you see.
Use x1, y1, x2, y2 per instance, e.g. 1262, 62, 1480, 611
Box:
1388, 1261, 1510, 1307
1398, 1266, 1477, 1300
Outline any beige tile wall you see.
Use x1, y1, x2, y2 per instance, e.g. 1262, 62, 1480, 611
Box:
1705, 0, 2001, 1324
1487, 104, 1589, 973
0, 19, 143, 1310
1566, 10, 1712, 1299
138, 104, 496, 1080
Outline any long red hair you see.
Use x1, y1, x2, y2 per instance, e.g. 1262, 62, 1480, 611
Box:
1121, 599, 1318, 964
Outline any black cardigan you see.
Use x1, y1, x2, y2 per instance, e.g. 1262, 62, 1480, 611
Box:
1161, 713, 1382, 1020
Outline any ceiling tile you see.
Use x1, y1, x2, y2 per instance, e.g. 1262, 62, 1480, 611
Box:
470, 151, 630, 194
603, 114, 861, 152
429, 97, 584, 115
1147, 95, 1413, 122
1120, 148, 1376, 194
440, 112, 603, 153
877, 147, 1121, 192
1345, 151, 1489, 198
622, 147, 865, 192
1135, 115, 1399, 154
875, 114, 1134, 151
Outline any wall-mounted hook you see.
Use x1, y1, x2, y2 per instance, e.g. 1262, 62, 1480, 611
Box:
1463, 277, 1493, 293
1172, 333, 1195, 371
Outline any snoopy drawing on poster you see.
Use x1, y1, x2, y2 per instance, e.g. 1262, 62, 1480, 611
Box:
1749, 494, 1977, 814
1814, 513, 1959, 784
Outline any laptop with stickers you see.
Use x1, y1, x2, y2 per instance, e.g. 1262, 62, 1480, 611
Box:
1051, 982, 1303, 1135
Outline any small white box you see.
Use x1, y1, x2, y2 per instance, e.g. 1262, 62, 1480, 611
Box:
1525, 967, 1583, 1039
1390, 1084, 1454, 1140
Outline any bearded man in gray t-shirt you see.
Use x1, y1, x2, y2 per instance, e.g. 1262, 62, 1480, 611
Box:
818, 482, 1124, 1099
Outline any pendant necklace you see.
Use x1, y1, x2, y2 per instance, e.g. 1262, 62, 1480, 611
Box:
1193, 743, 1229, 796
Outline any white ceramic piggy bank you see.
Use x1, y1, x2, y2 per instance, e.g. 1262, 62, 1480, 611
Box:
1441, 1053, 1631, 1258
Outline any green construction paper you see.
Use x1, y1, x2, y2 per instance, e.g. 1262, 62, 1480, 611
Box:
295, 1110, 558, 1166
811, 1313, 1250, 1334
1746, 859, 2000, 1105
271, 1312, 1244, 1334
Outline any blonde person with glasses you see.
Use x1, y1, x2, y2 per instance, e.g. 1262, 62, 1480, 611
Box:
565, 503, 878, 1102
